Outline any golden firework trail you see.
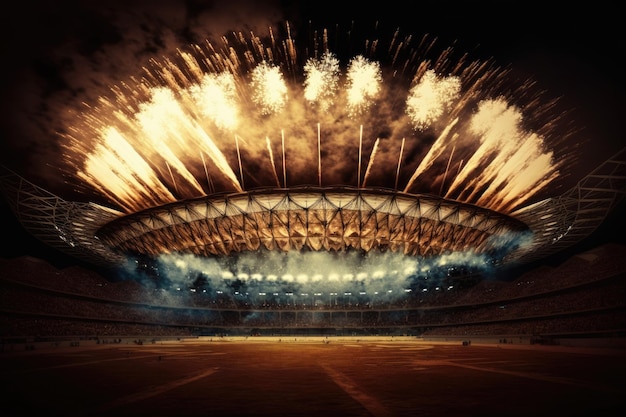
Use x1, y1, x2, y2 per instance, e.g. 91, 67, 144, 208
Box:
60, 23, 567, 215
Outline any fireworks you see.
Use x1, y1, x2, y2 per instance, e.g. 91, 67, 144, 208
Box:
1, 20, 585, 297
59, 23, 565, 216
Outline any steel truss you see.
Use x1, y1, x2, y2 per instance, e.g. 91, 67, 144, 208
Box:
2, 146, 625, 269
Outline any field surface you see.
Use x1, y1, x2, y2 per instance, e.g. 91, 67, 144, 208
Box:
1, 338, 625, 417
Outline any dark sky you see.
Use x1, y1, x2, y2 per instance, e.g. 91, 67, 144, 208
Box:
1, 0, 624, 268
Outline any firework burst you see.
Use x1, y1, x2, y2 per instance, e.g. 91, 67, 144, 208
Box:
59, 22, 569, 215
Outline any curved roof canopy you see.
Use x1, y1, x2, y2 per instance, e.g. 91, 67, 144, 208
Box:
96, 187, 529, 261
1, 147, 624, 269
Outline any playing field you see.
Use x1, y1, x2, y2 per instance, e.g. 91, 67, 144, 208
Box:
1, 337, 625, 417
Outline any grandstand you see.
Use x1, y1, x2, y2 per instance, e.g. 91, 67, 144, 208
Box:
2, 242, 625, 349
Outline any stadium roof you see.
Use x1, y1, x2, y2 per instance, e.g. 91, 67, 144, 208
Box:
96, 187, 528, 259
1, 146, 624, 270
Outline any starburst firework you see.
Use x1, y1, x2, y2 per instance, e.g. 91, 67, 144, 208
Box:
59, 23, 566, 216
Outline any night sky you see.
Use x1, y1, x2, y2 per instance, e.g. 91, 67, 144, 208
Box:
1, 0, 624, 269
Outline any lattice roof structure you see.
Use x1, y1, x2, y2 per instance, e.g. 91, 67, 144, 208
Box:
507, 146, 626, 265
0, 172, 124, 268
96, 187, 528, 260
1, 146, 625, 271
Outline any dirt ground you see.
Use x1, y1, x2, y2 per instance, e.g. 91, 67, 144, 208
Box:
1, 337, 625, 417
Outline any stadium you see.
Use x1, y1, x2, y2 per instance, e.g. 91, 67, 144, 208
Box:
1, 11, 626, 339
1, 3, 626, 416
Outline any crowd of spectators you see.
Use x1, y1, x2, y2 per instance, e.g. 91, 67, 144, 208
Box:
1, 243, 625, 340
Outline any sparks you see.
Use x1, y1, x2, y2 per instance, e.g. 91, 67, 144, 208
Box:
59, 24, 567, 216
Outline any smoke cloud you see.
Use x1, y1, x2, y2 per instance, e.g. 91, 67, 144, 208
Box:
113, 228, 533, 306
1, 0, 286, 193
